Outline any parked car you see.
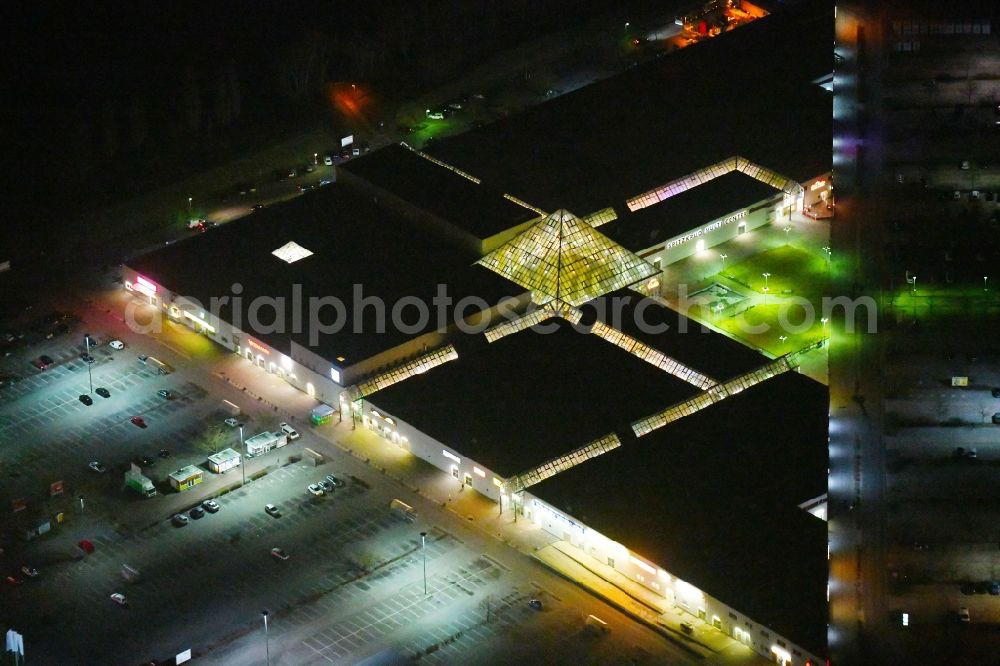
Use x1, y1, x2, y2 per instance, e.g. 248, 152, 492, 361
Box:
958, 607, 971, 622
157, 389, 173, 399
280, 422, 299, 440
319, 480, 335, 493
20, 566, 38, 579
79, 394, 93, 406
131, 416, 147, 428
990, 581, 1000, 595
108, 340, 125, 350
89, 461, 106, 473
202, 499, 220, 513
32, 354, 55, 370
171, 514, 189, 527
271, 547, 290, 561
189, 506, 205, 520
993, 413, 1000, 425
80, 352, 95, 364
224, 417, 239, 427
265, 504, 281, 517
323, 154, 334, 166
992, 387, 1000, 398
95, 387, 111, 398
158, 449, 170, 458
110, 592, 127, 606
137, 354, 148, 364
307, 484, 324, 497
325, 474, 345, 488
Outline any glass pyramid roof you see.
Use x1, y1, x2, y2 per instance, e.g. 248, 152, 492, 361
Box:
477, 209, 658, 306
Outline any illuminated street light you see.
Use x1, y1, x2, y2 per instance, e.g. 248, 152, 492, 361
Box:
720, 253, 728, 272
762, 286, 769, 305
314, 152, 318, 166
779, 335, 788, 344
984, 276, 989, 291
762, 272, 771, 287
421, 531, 428, 595
783, 226, 791, 243
261, 609, 270, 666
187, 196, 192, 213
822, 246, 831, 262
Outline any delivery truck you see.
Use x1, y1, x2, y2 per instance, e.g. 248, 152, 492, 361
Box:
124, 470, 157, 498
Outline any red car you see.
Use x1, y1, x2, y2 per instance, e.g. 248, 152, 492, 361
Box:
130, 416, 147, 428
5, 575, 22, 586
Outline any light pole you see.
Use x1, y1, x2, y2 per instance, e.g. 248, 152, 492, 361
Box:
984, 276, 989, 291
911, 275, 917, 294
187, 196, 192, 214
762, 272, 771, 304
261, 610, 270, 666
822, 246, 831, 263
420, 531, 428, 595
783, 226, 791, 244
720, 253, 728, 273
239, 424, 246, 486
313, 152, 318, 166
84, 333, 94, 395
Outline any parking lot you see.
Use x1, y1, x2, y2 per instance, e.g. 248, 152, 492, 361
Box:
0, 299, 707, 665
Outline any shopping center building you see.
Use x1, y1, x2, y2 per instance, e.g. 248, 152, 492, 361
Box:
123, 2, 832, 664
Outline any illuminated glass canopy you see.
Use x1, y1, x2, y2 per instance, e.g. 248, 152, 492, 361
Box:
271, 241, 313, 264
477, 209, 658, 306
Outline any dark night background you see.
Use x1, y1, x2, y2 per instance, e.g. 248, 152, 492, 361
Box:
1, 0, 654, 271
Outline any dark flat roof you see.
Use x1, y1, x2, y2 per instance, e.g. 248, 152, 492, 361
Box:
342, 144, 538, 239
127, 183, 522, 365
602, 172, 780, 252
369, 319, 701, 478
581, 290, 768, 381
424, 1, 832, 216
530, 371, 829, 656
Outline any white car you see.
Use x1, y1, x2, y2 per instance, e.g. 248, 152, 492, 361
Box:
110, 593, 127, 606
280, 422, 299, 440
271, 547, 289, 561
89, 461, 106, 473
108, 340, 125, 350
224, 417, 239, 428
307, 483, 324, 497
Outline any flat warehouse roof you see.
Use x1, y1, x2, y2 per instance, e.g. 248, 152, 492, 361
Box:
126, 183, 522, 365
423, 0, 832, 216
368, 319, 702, 478
341, 144, 538, 239
530, 371, 829, 656
581, 290, 768, 381
602, 172, 780, 253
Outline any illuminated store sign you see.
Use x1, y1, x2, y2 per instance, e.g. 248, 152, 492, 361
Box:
247, 339, 271, 355
665, 210, 748, 249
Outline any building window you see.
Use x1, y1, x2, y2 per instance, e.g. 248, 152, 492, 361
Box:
728, 612, 737, 620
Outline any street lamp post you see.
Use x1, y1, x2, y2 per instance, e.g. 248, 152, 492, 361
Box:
822, 246, 831, 263
83, 333, 94, 395
314, 152, 318, 166
762, 272, 771, 304
420, 531, 428, 595
187, 197, 192, 214
239, 424, 246, 486
261, 610, 270, 666
783, 226, 791, 244
984, 276, 989, 291
720, 253, 728, 273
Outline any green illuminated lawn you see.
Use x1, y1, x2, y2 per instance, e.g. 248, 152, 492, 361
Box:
711, 303, 828, 357
687, 245, 832, 357
722, 245, 830, 296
